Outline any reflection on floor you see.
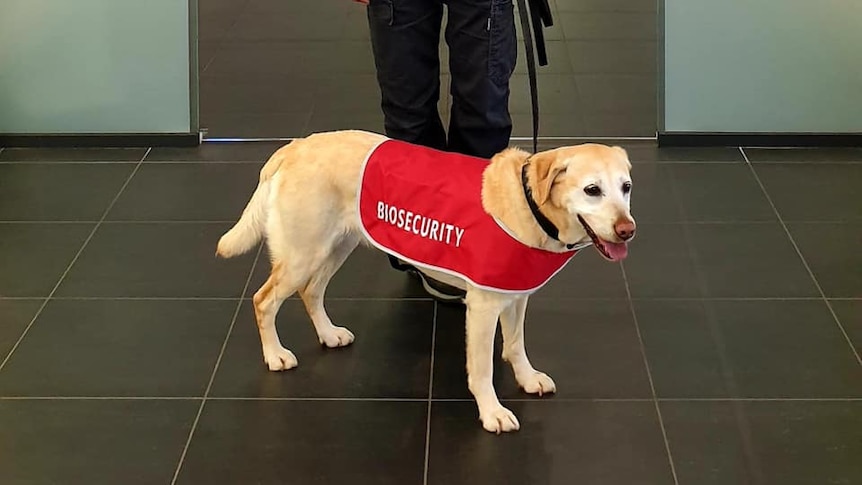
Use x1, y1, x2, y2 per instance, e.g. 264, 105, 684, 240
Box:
1, 142, 860, 484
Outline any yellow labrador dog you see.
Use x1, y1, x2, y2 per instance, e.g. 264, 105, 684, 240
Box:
217, 130, 635, 433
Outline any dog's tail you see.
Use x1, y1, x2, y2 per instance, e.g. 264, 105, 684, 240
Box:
216, 145, 290, 258
216, 180, 269, 258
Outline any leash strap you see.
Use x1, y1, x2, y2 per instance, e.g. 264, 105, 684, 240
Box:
515, 0, 553, 154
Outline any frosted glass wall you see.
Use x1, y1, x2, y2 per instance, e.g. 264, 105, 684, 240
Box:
0, 0, 195, 134
663, 0, 862, 133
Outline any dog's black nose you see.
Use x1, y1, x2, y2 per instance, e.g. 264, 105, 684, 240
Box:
614, 220, 636, 241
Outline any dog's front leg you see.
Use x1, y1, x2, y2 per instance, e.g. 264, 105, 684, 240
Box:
465, 291, 519, 433
500, 295, 556, 396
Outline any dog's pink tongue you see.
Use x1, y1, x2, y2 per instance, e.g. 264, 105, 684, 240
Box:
605, 241, 628, 261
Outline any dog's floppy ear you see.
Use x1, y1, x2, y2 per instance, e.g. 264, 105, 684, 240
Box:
530, 151, 567, 205
612, 146, 632, 169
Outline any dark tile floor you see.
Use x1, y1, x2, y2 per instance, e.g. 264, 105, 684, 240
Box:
198, 0, 658, 138
0, 143, 860, 484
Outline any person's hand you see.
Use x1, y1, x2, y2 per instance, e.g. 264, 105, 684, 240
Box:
353, 0, 369, 4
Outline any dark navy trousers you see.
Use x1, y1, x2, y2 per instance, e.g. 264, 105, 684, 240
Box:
367, 0, 517, 159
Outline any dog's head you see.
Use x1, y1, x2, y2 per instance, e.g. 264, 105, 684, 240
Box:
526, 144, 635, 261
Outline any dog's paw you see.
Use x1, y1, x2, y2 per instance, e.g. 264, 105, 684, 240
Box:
519, 371, 556, 397
319, 326, 355, 348
263, 346, 298, 371
479, 405, 520, 434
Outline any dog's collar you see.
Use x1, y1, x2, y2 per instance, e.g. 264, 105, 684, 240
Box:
521, 158, 576, 250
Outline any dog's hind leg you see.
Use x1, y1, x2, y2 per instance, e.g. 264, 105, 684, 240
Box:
298, 234, 360, 348
500, 295, 556, 396
253, 261, 300, 371
254, 207, 360, 369
253, 259, 320, 371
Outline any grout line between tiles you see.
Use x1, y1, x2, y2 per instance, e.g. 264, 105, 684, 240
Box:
298, 108, 316, 137
0, 296, 243, 301
203, 135, 659, 143
0, 160, 140, 165
422, 302, 438, 485
640, 220, 861, 225
0, 220, 236, 224
143, 160, 265, 164
740, 147, 862, 367
742, 146, 847, 150
0, 221, 97, 224
2, 396, 859, 402
0, 148, 151, 373
0, 296, 436, 302
444, 397, 655, 403
749, 160, 862, 165
3, 296, 860, 302
631, 160, 744, 164
124, 160, 765, 166
200, 40, 222, 74
170, 243, 264, 485
665, 154, 768, 481
0, 396, 202, 401
3, 219, 857, 225
5, 158, 847, 166
208, 396, 429, 402
620, 263, 680, 485
656, 397, 862, 402
200, 0, 252, 75
103, 220, 236, 224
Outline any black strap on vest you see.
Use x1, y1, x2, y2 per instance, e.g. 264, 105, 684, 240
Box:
515, 0, 553, 154
521, 161, 575, 250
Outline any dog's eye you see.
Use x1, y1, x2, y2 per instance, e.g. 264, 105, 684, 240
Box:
622, 181, 632, 194
584, 185, 602, 197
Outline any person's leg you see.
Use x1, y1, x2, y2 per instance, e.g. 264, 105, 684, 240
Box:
367, 0, 464, 302
367, 0, 446, 150
445, 0, 517, 158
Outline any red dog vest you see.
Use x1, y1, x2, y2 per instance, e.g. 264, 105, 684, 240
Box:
358, 139, 577, 293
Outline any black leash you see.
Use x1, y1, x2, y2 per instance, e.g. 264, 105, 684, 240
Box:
515, 0, 553, 154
